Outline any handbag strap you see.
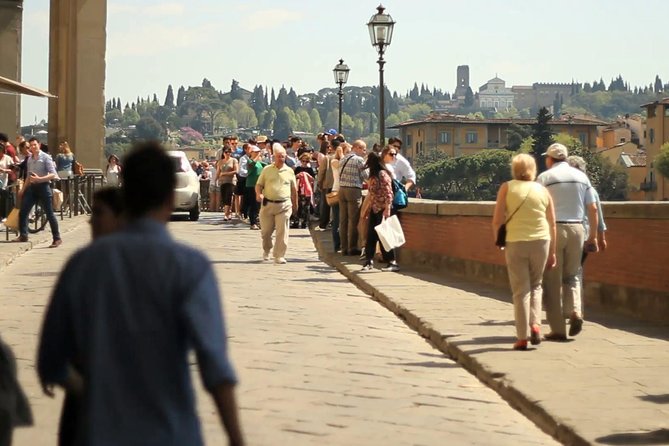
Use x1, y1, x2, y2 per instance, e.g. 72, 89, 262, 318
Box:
505, 183, 532, 225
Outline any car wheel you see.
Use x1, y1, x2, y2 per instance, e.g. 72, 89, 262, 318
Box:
189, 203, 200, 221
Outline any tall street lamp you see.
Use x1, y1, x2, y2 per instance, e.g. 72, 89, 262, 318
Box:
333, 59, 350, 134
367, 4, 395, 146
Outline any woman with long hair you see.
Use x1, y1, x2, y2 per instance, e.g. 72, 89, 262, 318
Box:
492, 154, 556, 350
361, 151, 398, 272
105, 154, 122, 187
55, 141, 75, 179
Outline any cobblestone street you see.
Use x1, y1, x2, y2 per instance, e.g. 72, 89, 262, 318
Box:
0, 215, 556, 445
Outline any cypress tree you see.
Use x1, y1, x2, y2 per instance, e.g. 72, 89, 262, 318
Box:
531, 107, 554, 173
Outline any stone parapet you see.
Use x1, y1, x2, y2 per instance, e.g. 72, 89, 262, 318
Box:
398, 199, 669, 322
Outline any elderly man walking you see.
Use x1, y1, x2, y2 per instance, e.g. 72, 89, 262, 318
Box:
255, 143, 298, 264
536, 143, 599, 341
338, 140, 368, 256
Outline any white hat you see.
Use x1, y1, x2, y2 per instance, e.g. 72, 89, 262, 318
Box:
542, 143, 568, 160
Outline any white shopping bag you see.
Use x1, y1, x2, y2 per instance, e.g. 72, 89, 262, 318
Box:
374, 214, 406, 251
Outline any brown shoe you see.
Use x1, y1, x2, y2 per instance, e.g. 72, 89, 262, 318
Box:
49, 239, 62, 248
13, 235, 28, 243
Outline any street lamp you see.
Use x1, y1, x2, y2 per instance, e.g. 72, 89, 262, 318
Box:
333, 59, 350, 134
367, 4, 395, 146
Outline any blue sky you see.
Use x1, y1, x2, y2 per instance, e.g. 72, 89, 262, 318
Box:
20, 0, 669, 125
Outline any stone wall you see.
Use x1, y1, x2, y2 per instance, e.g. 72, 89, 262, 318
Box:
398, 200, 669, 323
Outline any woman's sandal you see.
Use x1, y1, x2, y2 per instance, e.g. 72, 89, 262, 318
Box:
513, 340, 528, 351
530, 325, 541, 345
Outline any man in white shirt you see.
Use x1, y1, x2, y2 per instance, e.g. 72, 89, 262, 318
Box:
387, 137, 416, 192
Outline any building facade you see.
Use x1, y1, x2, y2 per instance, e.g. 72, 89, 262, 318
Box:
478, 76, 514, 110
512, 82, 581, 113
640, 98, 669, 200
392, 113, 605, 161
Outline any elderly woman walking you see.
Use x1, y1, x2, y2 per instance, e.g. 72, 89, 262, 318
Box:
492, 154, 556, 350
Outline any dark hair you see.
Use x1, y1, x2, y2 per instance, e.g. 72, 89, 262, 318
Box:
381, 145, 395, 159
93, 187, 124, 216
331, 139, 341, 150
28, 137, 39, 143
122, 141, 175, 218
0, 133, 7, 143
319, 140, 330, 154
289, 136, 302, 144
333, 135, 346, 143
387, 137, 402, 148
364, 151, 388, 178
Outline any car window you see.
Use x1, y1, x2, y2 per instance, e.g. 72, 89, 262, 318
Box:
170, 155, 191, 173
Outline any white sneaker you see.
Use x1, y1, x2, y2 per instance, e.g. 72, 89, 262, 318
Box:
274, 257, 287, 264
263, 251, 271, 261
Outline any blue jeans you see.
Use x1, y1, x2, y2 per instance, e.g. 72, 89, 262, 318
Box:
331, 203, 340, 251
19, 182, 60, 240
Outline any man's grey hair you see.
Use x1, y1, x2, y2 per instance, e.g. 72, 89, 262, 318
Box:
272, 143, 286, 157
567, 155, 587, 174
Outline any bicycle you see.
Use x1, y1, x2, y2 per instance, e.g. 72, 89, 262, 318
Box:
27, 201, 48, 233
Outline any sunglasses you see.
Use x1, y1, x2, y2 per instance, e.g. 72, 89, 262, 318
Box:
389, 152, 397, 157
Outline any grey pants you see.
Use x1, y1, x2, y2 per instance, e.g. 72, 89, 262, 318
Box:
505, 239, 550, 340
543, 223, 585, 336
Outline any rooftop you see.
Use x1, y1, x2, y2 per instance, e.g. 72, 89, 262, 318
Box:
391, 112, 609, 129
640, 97, 669, 108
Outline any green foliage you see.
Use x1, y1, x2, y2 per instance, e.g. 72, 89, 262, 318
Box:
518, 136, 534, 154
566, 90, 658, 120
164, 85, 175, 108
273, 108, 292, 140
417, 150, 514, 200
531, 107, 554, 172
105, 109, 123, 126
655, 142, 669, 179
505, 124, 532, 150
135, 116, 165, 141
414, 148, 446, 169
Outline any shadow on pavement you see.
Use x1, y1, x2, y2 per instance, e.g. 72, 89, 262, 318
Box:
639, 394, 669, 404
388, 360, 460, 369
595, 429, 669, 445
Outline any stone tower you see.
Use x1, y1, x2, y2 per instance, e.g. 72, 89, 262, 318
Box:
454, 65, 469, 99
0, 0, 23, 137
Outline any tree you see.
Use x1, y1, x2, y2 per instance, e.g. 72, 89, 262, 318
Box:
505, 123, 532, 150
273, 108, 292, 140
135, 116, 165, 141
464, 87, 474, 107
309, 109, 322, 134
655, 75, 663, 94
105, 109, 123, 126
531, 107, 554, 172
122, 108, 140, 127
202, 78, 213, 89
164, 85, 175, 108
176, 86, 186, 107
230, 80, 242, 101
655, 142, 669, 179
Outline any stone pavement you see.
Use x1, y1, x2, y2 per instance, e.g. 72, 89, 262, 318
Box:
310, 227, 669, 446
0, 213, 556, 445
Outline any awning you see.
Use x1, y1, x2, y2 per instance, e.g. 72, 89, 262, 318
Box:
0, 75, 56, 98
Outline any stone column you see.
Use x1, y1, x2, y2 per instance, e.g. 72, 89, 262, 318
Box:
0, 0, 22, 138
48, 0, 106, 169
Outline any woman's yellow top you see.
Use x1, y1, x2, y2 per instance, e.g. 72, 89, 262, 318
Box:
505, 180, 550, 242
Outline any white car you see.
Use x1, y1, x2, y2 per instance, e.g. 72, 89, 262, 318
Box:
167, 150, 200, 221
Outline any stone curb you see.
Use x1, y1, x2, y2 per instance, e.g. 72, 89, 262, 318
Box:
0, 215, 90, 273
310, 227, 588, 446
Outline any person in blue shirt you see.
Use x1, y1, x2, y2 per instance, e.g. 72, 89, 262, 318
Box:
16, 137, 61, 247
37, 142, 244, 446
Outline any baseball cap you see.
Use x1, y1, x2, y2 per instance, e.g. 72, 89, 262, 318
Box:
542, 143, 568, 160
326, 129, 337, 136
256, 135, 268, 143
250, 145, 261, 152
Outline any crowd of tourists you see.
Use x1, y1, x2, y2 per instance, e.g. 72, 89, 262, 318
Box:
190, 129, 416, 269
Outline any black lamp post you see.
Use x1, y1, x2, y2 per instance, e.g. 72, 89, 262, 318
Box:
333, 59, 350, 134
367, 4, 395, 146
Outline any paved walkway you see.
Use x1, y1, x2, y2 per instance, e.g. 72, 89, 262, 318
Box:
1, 213, 667, 445
311, 226, 669, 446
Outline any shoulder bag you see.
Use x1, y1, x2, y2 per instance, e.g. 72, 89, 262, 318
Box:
325, 156, 352, 206
496, 185, 531, 248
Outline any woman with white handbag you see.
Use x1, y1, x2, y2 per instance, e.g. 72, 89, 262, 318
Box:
361, 152, 399, 272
